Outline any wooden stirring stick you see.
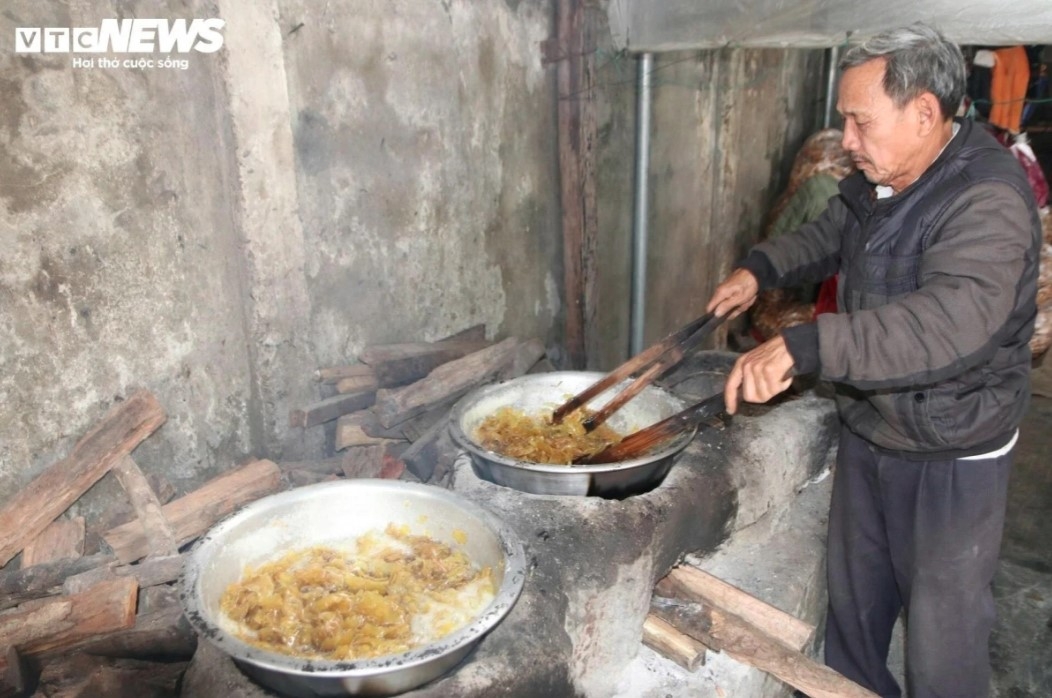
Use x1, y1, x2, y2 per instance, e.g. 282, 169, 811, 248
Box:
574, 392, 727, 465
580, 313, 727, 432
550, 311, 719, 425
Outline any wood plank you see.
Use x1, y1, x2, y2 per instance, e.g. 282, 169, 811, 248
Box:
373, 337, 521, 428
20, 516, 85, 568
102, 459, 281, 564
289, 388, 376, 428
314, 363, 375, 384
657, 565, 815, 652
360, 340, 492, 389
63, 554, 187, 596
111, 456, 178, 558
0, 553, 114, 611
642, 612, 706, 671
0, 577, 139, 665
650, 597, 878, 698
0, 390, 167, 567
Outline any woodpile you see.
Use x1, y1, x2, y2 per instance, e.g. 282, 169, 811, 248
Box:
0, 329, 550, 696
293, 325, 549, 484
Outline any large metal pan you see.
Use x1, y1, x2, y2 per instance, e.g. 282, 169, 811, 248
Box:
448, 371, 696, 497
180, 479, 526, 697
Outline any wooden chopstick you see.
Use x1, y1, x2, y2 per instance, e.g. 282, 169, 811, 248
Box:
574, 392, 727, 465
580, 313, 727, 432
551, 311, 719, 426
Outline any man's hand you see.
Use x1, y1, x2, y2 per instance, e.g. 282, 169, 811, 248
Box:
724, 334, 795, 414
706, 268, 760, 320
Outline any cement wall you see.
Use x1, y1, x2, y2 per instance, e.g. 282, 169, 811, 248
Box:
0, 1, 826, 528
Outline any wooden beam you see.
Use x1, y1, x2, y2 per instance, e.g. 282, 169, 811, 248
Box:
650, 597, 878, 698
552, 0, 599, 368
0, 390, 167, 567
102, 459, 281, 564
656, 565, 815, 652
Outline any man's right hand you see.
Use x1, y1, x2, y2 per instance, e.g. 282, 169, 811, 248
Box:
705, 268, 760, 319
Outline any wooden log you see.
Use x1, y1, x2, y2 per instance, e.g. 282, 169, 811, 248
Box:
0, 390, 167, 568
289, 388, 376, 428
438, 324, 487, 343
334, 411, 405, 450
341, 444, 404, 479
649, 597, 879, 698
497, 337, 548, 381
642, 612, 706, 671
656, 565, 815, 652
360, 340, 491, 389
111, 456, 178, 558
0, 598, 74, 649
277, 457, 345, 476
20, 516, 85, 568
63, 553, 187, 596
0, 553, 114, 611
285, 469, 341, 488
1, 645, 30, 696
0, 577, 139, 667
102, 459, 281, 564
373, 337, 521, 428
400, 417, 451, 483
58, 601, 197, 661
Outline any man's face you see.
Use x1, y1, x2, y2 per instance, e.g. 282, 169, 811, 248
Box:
836, 58, 923, 191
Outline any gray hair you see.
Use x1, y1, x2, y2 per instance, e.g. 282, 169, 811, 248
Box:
839, 22, 966, 119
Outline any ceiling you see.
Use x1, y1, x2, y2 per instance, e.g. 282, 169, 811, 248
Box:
606, 0, 1052, 52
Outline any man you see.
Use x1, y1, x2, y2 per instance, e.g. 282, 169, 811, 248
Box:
706, 23, 1041, 698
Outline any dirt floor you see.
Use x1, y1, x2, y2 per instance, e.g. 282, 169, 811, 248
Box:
990, 360, 1052, 697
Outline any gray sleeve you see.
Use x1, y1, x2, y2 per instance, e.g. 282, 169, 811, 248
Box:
751, 194, 846, 289
816, 182, 1035, 388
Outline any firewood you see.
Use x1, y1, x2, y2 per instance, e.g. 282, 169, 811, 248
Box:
341, 443, 407, 479
20, 516, 85, 568
655, 565, 814, 652
649, 596, 877, 698
289, 387, 376, 428
497, 337, 547, 380
63, 554, 186, 597
401, 418, 453, 482
0, 390, 167, 568
0, 598, 74, 649
334, 411, 405, 450
0, 553, 114, 611
285, 469, 341, 488
438, 323, 487, 343
0, 577, 138, 667
111, 456, 178, 558
277, 457, 345, 475
102, 459, 281, 564
35, 654, 186, 698
1, 645, 30, 696
360, 340, 491, 388
373, 337, 521, 428
642, 612, 707, 671
61, 601, 196, 661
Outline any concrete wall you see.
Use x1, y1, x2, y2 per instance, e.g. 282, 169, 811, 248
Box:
0, 0, 824, 527
594, 42, 826, 369
0, 0, 560, 518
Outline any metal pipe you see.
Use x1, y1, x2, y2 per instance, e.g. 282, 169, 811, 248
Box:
629, 52, 653, 356
823, 44, 840, 128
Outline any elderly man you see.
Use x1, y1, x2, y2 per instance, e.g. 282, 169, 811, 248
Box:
706, 23, 1041, 698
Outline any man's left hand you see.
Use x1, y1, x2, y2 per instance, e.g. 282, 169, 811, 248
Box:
724, 334, 796, 414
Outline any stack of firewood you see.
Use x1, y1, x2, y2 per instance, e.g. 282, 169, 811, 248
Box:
287, 325, 549, 485
0, 390, 286, 697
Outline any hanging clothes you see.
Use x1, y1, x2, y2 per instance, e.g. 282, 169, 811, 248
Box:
988, 46, 1030, 134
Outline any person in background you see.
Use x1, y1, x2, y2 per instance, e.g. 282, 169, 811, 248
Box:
705, 22, 1042, 698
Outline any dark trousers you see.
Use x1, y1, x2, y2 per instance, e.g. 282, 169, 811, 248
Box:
825, 427, 1012, 698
